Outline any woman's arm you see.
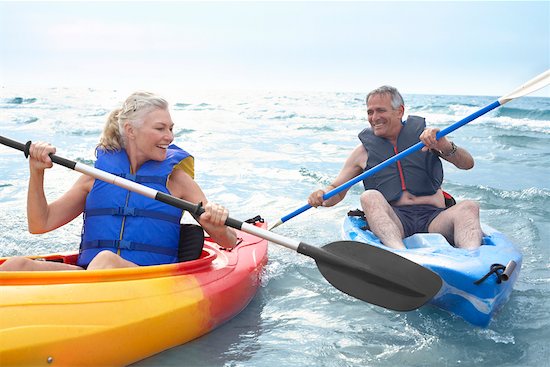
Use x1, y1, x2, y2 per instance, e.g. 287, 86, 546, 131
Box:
168, 169, 238, 249
26, 142, 92, 233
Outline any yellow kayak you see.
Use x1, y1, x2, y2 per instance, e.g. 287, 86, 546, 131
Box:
0, 224, 268, 366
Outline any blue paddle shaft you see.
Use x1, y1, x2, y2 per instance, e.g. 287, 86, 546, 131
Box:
280, 100, 501, 224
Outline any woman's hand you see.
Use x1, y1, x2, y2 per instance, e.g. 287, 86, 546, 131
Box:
200, 202, 229, 227
198, 201, 237, 249
28, 142, 56, 171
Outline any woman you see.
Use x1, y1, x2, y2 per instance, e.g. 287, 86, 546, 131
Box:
0, 91, 237, 271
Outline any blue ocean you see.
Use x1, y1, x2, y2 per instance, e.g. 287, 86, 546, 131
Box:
1, 87, 549, 366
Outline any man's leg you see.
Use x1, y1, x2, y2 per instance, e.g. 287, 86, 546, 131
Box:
360, 190, 406, 249
428, 200, 482, 249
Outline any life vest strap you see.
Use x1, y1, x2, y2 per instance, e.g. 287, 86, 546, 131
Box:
117, 173, 167, 184
82, 240, 179, 257
85, 207, 181, 224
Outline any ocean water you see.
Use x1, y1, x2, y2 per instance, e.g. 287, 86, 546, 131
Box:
1, 86, 549, 367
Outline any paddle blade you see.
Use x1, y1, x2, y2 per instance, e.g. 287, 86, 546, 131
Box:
308, 241, 442, 311
499, 69, 550, 104
267, 219, 283, 231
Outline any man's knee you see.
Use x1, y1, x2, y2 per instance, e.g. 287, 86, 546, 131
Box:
457, 200, 480, 217
360, 190, 385, 208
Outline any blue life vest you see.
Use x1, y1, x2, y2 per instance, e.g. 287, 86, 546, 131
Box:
358, 115, 443, 202
77, 145, 192, 267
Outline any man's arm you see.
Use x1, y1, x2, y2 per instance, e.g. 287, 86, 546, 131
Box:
308, 144, 367, 207
420, 128, 474, 170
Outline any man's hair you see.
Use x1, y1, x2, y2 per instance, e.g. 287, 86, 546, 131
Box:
366, 86, 404, 109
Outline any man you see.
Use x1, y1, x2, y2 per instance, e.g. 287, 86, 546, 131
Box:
308, 86, 482, 250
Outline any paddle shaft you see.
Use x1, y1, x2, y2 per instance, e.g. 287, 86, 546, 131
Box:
273, 69, 550, 228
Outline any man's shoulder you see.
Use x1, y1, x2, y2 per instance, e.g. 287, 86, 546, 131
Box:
405, 115, 426, 127
349, 144, 368, 169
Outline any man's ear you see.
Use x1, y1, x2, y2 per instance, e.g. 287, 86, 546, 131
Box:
398, 104, 405, 118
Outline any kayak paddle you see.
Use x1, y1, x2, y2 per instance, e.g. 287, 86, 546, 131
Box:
269, 69, 550, 229
1, 135, 442, 311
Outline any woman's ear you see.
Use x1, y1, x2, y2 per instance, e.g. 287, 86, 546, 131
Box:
124, 122, 135, 140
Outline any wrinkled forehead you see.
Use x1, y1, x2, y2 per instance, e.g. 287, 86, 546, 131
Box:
367, 92, 392, 106
366, 93, 394, 111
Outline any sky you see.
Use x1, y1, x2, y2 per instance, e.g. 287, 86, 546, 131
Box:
0, 1, 549, 97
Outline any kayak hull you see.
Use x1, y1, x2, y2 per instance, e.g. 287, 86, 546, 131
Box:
342, 216, 522, 327
0, 224, 268, 366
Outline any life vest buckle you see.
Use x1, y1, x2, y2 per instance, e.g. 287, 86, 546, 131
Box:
117, 240, 133, 250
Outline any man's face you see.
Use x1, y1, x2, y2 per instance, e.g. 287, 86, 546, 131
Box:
367, 93, 404, 140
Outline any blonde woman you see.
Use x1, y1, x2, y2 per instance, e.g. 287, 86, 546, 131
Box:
1, 91, 237, 271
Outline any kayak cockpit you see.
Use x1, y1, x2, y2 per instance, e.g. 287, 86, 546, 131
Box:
0, 244, 218, 286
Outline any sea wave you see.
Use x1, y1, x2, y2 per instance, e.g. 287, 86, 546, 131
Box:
296, 125, 336, 132
472, 185, 550, 212
268, 112, 298, 120
411, 110, 550, 134
174, 128, 196, 137
1, 97, 38, 105
14, 116, 39, 124
482, 117, 550, 134
495, 106, 550, 121
411, 103, 481, 116
298, 167, 333, 186
78, 109, 109, 117
491, 134, 548, 149
440, 182, 550, 212
406, 94, 550, 134
173, 102, 192, 109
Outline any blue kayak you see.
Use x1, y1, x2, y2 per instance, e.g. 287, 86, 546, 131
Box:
342, 214, 522, 327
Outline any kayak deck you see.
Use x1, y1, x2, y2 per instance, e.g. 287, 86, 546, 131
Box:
0, 224, 268, 366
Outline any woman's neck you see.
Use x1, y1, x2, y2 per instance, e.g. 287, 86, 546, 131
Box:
124, 144, 145, 173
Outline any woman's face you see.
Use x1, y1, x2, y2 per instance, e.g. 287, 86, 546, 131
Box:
130, 108, 174, 163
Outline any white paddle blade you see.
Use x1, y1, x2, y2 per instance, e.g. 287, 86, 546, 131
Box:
499, 69, 550, 105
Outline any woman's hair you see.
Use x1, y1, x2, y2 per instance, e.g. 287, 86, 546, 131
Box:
98, 91, 169, 151
365, 85, 404, 110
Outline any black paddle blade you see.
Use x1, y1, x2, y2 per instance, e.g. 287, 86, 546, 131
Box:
298, 241, 442, 311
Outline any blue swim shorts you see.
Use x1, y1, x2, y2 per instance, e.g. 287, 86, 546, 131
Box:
392, 205, 446, 238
